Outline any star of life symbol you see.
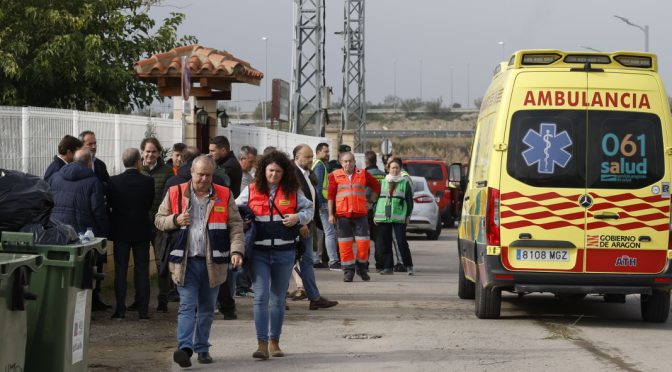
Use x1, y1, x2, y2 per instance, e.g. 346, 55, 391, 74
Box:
521, 123, 573, 174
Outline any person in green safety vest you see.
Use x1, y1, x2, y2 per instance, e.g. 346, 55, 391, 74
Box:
374, 157, 415, 275
311, 143, 341, 270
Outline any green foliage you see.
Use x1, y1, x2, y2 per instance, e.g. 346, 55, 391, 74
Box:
400, 98, 422, 114
424, 98, 443, 115
0, 0, 197, 112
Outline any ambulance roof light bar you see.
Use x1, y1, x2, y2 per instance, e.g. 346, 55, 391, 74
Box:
614, 55, 652, 68
521, 54, 561, 65
565, 55, 611, 64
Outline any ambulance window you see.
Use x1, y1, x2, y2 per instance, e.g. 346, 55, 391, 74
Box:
586, 112, 663, 189
507, 110, 585, 188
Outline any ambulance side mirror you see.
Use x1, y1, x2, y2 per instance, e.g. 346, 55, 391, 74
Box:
449, 163, 464, 191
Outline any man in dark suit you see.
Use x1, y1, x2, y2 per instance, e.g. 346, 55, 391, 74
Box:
44, 135, 82, 181
79, 130, 110, 186
291, 144, 338, 310
209, 136, 242, 197
107, 148, 155, 320
79, 130, 111, 310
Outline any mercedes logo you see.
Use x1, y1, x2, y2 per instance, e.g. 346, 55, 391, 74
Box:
578, 194, 593, 208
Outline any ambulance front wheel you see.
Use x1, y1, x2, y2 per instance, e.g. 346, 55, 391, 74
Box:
474, 270, 501, 319
641, 290, 670, 323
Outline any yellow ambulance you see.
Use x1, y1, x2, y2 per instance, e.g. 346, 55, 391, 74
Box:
456, 50, 672, 321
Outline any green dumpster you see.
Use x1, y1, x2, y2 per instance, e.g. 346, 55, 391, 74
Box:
0, 253, 42, 371
0, 232, 106, 372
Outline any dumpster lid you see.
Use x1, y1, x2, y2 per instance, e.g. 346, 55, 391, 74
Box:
0, 253, 43, 278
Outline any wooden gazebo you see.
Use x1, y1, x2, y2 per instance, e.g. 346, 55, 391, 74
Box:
135, 45, 263, 150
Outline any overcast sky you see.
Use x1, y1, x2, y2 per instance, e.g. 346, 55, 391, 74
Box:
149, 0, 671, 111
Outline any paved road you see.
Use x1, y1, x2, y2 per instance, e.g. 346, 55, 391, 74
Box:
159, 228, 672, 371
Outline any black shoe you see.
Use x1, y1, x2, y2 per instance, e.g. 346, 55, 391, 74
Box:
222, 310, 237, 320
309, 296, 339, 310
92, 298, 112, 311
197, 352, 213, 364
126, 302, 138, 312
173, 348, 192, 368
358, 270, 371, 281
110, 312, 125, 320
329, 262, 343, 271
313, 262, 328, 269
167, 290, 180, 302
393, 264, 407, 272
139, 313, 150, 321
380, 268, 394, 275
156, 300, 168, 313
343, 270, 355, 282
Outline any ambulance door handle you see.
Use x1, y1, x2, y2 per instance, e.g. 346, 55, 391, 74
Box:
519, 233, 532, 239
594, 212, 619, 220
639, 236, 651, 242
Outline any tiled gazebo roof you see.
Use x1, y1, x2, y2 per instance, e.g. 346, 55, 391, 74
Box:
134, 44, 263, 99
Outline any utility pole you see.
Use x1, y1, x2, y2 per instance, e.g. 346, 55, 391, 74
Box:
291, 0, 325, 135
341, 0, 366, 152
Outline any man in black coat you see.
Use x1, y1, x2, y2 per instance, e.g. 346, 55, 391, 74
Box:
48, 147, 111, 309
48, 148, 108, 237
209, 136, 242, 197
107, 148, 155, 320
291, 144, 338, 310
44, 135, 82, 181
79, 130, 110, 186
79, 130, 111, 310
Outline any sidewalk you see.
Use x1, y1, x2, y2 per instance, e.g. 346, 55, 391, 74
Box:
169, 233, 454, 371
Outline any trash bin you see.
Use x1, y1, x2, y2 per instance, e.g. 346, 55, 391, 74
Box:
0, 231, 106, 372
0, 253, 42, 371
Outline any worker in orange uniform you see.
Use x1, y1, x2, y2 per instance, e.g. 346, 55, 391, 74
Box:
327, 151, 380, 282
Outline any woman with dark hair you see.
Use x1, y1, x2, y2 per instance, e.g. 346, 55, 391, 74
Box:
374, 157, 415, 275
236, 150, 314, 359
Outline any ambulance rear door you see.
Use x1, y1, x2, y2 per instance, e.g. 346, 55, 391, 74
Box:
499, 71, 588, 273
584, 72, 670, 274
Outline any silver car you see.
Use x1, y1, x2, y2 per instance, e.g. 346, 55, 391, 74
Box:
407, 176, 441, 240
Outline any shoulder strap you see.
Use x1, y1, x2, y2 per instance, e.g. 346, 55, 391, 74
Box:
177, 184, 183, 214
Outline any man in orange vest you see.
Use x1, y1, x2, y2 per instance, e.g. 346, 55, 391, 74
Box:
328, 151, 381, 282
155, 155, 245, 367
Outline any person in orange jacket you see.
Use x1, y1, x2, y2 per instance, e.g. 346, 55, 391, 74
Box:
327, 151, 380, 282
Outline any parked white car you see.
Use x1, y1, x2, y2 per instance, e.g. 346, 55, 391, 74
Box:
407, 176, 441, 240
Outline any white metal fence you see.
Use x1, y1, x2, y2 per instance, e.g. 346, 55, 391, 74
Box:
0, 106, 334, 178
0, 106, 182, 177
217, 124, 333, 158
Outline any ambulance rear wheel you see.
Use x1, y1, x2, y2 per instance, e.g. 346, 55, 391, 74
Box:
458, 255, 475, 300
475, 270, 501, 319
641, 290, 670, 323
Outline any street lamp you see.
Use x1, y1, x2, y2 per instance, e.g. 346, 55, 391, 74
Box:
216, 109, 229, 128
498, 41, 505, 61
419, 59, 423, 101
449, 66, 454, 107
614, 15, 649, 52
195, 107, 209, 126
262, 36, 269, 127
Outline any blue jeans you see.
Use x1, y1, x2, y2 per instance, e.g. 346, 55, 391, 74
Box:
299, 234, 320, 301
319, 204, 340, 264
252, 249, 296, 341
176, 258, 220, 353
